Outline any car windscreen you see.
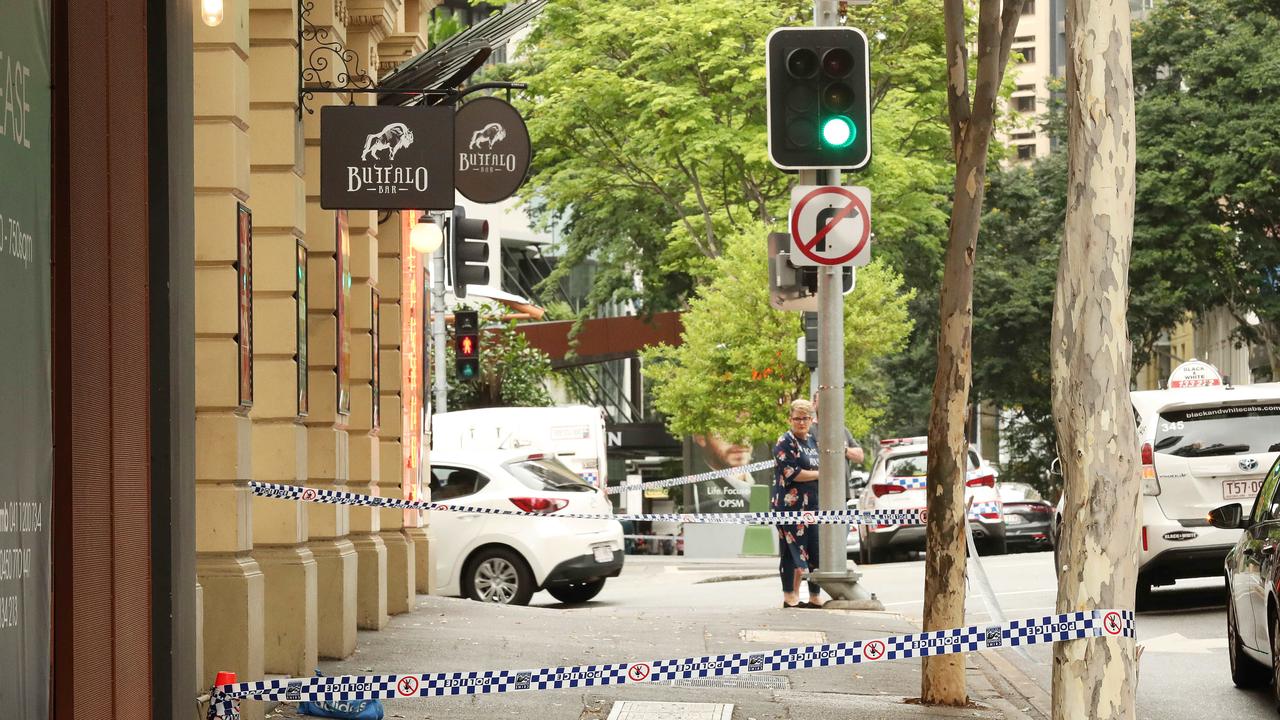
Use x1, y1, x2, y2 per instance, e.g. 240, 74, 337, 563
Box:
504, 457, 596, 492
885, 451, 979, 477
1154, 403, 1280, 458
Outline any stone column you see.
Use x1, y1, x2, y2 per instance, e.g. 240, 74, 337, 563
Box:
248, 0, 319, 676
301, 0, 358, 659
376, 214, 420, 613
345, 205, 389, 630
193, 1, 264, 717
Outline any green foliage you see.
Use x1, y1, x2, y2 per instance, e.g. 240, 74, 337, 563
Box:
448, 308, 554, 409
508, 0, 954, 324
428, 11, 467, 47
1131, 0, 1280, 375
641, 223, 913, 446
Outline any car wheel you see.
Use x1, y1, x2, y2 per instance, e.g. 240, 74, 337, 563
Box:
464, 547, 535, 606
1228, 595, 1268, 688
547, 579, 607, 604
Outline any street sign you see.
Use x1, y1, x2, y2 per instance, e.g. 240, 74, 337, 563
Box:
320, 105, 455, 210
454, 96, 532, 204
1167, 359, 1224, 389
788, 185, 871, 266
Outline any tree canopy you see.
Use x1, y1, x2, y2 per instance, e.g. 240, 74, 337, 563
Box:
640, 223, 913, 446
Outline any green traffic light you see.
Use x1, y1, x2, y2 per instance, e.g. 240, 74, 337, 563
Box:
460, 363, 477, 379
821, 116, 855, 148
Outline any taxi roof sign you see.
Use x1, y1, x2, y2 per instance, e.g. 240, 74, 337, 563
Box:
1167, 359, 1224, 389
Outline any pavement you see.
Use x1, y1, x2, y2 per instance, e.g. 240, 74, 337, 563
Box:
258, 556, 1049, 720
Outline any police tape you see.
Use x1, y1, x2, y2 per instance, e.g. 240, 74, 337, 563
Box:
208, 608, 1134, 716
249, 481, 925, 526
605, 460, 777, 495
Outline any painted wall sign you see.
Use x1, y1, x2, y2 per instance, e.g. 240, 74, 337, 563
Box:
320, 105, 455, 210
0, 0, 52, 715
237, 202, 254, 410
453, 97, 532, 204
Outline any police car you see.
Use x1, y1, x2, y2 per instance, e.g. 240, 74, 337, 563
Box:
1125, 361, 1280, 603
856, 436, 1006, 563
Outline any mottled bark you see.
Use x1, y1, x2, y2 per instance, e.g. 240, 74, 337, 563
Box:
922, 0, 1025, 706
1050, 0, 1140, 717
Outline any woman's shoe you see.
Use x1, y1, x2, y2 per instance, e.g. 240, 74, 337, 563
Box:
782, 601, 802, 609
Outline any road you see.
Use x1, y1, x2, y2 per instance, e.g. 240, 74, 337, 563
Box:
538, 550, 1274, 719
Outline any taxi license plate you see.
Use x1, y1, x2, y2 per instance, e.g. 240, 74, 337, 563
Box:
593, 546, 613, 563
1223, 479, 1264, 501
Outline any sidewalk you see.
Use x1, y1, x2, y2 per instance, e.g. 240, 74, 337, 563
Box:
261, 570, 1044, 720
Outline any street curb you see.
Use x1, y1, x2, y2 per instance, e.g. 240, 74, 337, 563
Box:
973, 649, 1052, 720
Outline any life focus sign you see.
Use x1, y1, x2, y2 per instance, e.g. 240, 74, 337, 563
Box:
321, 105, 454, 210
454, 96, 531, 204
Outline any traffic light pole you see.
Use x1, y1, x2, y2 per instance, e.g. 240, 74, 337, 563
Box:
807, 0, 881, 609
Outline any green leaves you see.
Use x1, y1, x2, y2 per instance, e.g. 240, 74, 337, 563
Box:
448, 310, 555, 410
641, 223, 913, 446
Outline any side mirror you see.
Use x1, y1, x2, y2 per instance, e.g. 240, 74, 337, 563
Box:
1208, 503, 1247, 530
1049, 457, 1062, 477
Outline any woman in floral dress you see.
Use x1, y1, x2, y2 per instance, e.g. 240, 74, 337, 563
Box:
772, 399, 823, 608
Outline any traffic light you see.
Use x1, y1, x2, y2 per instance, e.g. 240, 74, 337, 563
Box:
454, 309, 480, 380
801, 311, 818, 370
766, 27, 871, 170
448, 205, 490, 299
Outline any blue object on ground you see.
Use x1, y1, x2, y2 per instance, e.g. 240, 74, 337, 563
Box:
296, 671, 384, 720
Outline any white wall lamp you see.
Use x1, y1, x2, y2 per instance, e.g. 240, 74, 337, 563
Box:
409, 214, 444, 255
201, 0, 225, 27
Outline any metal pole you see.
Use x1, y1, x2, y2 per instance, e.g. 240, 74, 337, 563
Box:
809, 0, 880, 609
432, 217, 448, 413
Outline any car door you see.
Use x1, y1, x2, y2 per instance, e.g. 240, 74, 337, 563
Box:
428, 464, 491, 590
1241, 458, 1280, 650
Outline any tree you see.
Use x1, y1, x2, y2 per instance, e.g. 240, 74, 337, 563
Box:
449, 311, 554, 410
505, 0, 954, 323
1131, 0, 1280, 379
640, 223, 912, 446
1051, 0, 1141, 714
921, 0, 1027, 705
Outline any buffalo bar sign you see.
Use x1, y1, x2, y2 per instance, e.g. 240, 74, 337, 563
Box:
321, 105, 454, 210
454, 96, 532, 204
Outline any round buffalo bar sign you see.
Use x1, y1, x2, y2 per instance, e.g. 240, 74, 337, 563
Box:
454, 96, 532, 203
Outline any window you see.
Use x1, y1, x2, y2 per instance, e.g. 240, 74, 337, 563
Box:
1017, 144, 1036, 160
1011, 131, 1036, 141
1155, 404, 1280, 458
429, 465, 490, 501
504, 457, 595, 493
886, 451, 980, 478
1014, 95, 1036, 112
1016, 46, 1037, 63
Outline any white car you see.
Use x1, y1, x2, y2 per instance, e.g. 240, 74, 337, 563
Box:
857, 437, 1005, 563
428, 449, 624, 605
1127, 380, 1280, 603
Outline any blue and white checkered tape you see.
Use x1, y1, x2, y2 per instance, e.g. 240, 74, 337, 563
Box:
208, 609, 1134, 715
249, 481, 923, 527
607, 460, 777, 495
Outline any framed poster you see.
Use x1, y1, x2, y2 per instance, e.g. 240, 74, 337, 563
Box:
371, 288, 381, 431
336, 211, 352, 416
237, 202, 254, 410
296, 239, 309, 417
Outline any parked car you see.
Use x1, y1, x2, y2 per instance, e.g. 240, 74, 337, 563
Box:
1052, 369, 1280, 603
1209, 454, 1280, 694
428, 449, 624, 606
998, 483, 1054, 552
856, 437, 1005, 563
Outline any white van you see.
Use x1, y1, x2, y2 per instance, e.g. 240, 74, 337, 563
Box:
431, 406, 610, 490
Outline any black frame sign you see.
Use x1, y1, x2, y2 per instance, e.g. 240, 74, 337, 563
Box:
454, 96, 532, 204
320, 105, 455, 210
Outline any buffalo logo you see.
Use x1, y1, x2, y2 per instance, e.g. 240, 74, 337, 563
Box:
469, 122, 507, 150
1240, 457, 1260, 472
361, 122, 415, 161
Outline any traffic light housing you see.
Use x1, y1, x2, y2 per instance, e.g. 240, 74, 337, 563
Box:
766, 27, 871, 170
454, 309, 480, 380
801, 311, 818, 370
449, 205, 490, 299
